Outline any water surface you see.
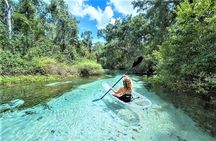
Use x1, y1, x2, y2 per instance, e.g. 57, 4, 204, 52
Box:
0, 75, 215, 141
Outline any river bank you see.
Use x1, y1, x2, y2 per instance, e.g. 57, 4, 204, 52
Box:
0, 58, 105, 87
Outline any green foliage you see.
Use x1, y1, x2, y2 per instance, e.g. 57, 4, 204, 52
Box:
0, 0, 104, 78
143, 75, 164, 89
155, 0, 216, 94
49, 0, 78, 52
31, 57, 73, 76
0, 49, 35, 74
25, 38, 54, 58
81, 31, 93, 52
0, 21, 8, 49
0, 50, 69, 76
98, 1, 178, 73
33, 57, 57, 68
73, 59, 105, 76
98, 16, 149, 69
76, 42, 89, 57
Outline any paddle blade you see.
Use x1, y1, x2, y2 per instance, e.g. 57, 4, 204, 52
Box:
92, 98, 101, 102
132, 56, 143, 67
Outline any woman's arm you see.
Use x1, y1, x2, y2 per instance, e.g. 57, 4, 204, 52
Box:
113, 87, 124, 97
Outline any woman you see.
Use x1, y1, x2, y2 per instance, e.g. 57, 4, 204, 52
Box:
111, 76, 133, 102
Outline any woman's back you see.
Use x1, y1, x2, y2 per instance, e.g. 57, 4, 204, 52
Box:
112, 76, 133, 102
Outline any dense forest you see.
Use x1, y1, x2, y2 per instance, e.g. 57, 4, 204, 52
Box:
0, 0, 104, 79
0, 0, 215, 104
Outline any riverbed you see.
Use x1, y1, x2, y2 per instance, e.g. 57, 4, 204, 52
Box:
0, 75, 215, 141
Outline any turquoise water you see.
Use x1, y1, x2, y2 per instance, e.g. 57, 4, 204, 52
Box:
0, 75, 215, 141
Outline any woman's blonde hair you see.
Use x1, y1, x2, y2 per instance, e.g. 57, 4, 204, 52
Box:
123, 76, 132, 91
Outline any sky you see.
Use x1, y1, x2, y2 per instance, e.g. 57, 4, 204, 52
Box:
64, 0, 138, 43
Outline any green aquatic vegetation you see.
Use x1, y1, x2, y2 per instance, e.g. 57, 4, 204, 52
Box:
0, 75, 65, 86
0, 76, 101, 110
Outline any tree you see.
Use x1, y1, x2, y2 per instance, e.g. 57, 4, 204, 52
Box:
49, 0, 78, 53
99, 0, 182, 73
98, 16, 152, 70
12, 0, 41, 54
0, 0, 98, 75
131, 0, 182, 75
81, 31, 93, 53
155, 0, 216, 95
2, 0, 12, 39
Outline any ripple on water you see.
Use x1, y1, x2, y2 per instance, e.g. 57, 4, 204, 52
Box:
0, 76, 215, 141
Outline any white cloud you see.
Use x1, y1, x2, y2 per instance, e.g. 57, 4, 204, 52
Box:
110, 18, 116, 24
96, 6, 114, 29
109, 17, 122, 25
66, 0, 87, 17
109, 0, 138, 16
66, 0, 114, 29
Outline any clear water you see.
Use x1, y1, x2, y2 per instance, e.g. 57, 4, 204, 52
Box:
0, 75, 215, 141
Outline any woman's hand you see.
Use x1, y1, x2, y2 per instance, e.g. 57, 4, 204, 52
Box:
113, 93, 120, 97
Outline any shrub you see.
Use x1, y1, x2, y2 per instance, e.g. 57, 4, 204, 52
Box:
32, 57, 71, 75
72, 59, 104, 76
0, 49, 35, 75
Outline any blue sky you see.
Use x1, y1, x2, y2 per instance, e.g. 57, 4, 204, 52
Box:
65, 0, 138, 43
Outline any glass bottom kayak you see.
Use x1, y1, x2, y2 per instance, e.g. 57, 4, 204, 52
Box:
102, 82, 152, 111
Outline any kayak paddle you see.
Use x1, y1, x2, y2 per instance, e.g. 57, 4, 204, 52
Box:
92, 56, 143, 102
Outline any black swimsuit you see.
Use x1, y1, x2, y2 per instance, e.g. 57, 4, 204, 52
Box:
119, 93, 132, 102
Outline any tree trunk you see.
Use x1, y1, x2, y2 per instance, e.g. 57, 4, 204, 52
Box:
3, 0, 12, 39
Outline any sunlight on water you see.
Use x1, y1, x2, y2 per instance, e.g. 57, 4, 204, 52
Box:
0, 75, 215, 141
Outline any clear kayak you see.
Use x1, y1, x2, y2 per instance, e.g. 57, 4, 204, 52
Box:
102, 83, 152, 111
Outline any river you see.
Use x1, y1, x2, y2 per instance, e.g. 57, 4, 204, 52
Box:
0, 75, 215, 141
